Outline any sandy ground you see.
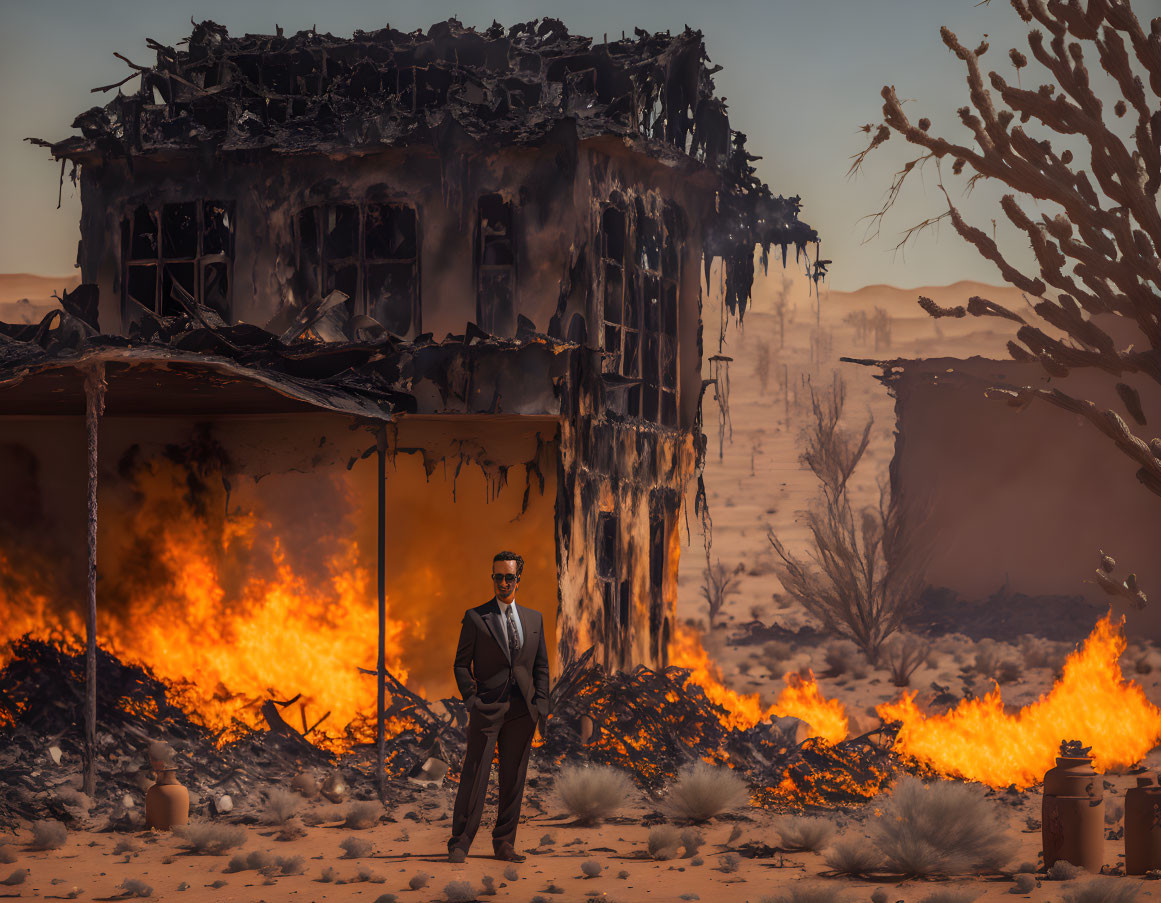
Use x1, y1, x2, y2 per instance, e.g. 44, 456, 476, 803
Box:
0, 273, 79, 324
5, 769, 1157, 903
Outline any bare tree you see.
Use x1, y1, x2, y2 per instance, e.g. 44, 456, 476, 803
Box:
772, 271, 794, 349
767, 379, 929, 664
852, 0, 1161, 498
702, 560, 744, 628
756, 338, 772, 395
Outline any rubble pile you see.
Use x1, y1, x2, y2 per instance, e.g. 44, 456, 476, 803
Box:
1, 639, 899, 828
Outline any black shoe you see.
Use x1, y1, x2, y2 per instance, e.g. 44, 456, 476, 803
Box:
493, 843, 526, 862
448, 847, 467, 863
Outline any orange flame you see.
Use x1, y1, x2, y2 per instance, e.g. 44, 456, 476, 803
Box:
879, 613, 1161, 788
671, 625, 849, 744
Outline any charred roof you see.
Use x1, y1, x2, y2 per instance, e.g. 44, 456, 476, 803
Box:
36, 17, 820, 319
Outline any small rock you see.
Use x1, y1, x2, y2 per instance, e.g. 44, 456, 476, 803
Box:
216, 795, 234, 813
48, 745, 62, 764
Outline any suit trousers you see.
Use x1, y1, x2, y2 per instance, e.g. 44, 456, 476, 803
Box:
448, 689, 536, 853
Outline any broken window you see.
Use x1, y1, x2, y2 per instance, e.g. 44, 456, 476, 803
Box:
600, 198, 681, 427
122, 200, 234, 320
475, 194, 515, 335
295, 201, 420, 338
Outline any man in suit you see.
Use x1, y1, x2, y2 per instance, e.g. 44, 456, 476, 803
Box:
448, 550, 550, 863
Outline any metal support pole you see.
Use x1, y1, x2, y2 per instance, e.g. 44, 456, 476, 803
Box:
82, 363, 107, 798
375, 425, 387, 804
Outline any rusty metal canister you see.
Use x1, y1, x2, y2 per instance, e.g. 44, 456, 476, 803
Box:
1125, 774, 1161, 874
1042, 754, 1104, 872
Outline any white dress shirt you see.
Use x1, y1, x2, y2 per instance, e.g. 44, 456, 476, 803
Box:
495, 598, 524, 648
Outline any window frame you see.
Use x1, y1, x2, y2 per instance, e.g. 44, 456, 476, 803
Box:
121, 200, 235, 322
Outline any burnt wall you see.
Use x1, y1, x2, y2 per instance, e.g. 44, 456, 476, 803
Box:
889, 357, 1161, 639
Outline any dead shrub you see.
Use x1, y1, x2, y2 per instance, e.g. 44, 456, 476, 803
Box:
869, 776, 1012, 876
777, 816, 835, 851
702, 561, 744, 627
226, 850, 276, 873
647, 825, 682, 860
760, 882, 849, 903
408, 873, 430, 890
1047, 860, 1084, 880
340, 836, 373, 858
768, 379, 930, 666
554, 764, 635, 825
823, 640, 862, 677
174, 820, 248, 855
262, 855, 305, 876
0, 870, 26, 887
275, 816, 306, 841
882, 633, 930, 687
764, 640, 794, 674
679, 827, 704, 857
580, 860, 602, 877
1011, 874, 1036, 894
344, 801, 382, 829
29, 819, 67, 850
660, 762, 749, 823
117, 877, 153, 898
972, 640, 1022, 685
719, 851, 741, 873
0, 845, 14, 864
822, 837, 883, 876
260, 788, 302, 825
1062, 880, 1141, 903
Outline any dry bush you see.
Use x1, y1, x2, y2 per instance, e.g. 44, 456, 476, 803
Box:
1019, 636, 1066, 671
502, 866, 519, 881
680, 827, 704, 857
262, 855, 305, 876
318, 866, 337, 882
869, 776, 1012, 876
702, 561, 744, 627
276, 816, 306, 841
760, 883, 849, 903
0, 870, 26, 887
373, 895, 399, 903
871, 890, 887, 903
226, 850, 276, 873
260, 788, 302, 825
1047, 860, 1084, 880
0, 845, 14, 864
480, 875, 496, 896
174, 820, 248, 855
660, 762, 749, 824
113, 838, 141, 855
117, 877, 153, 898
768, 380, 930, 666
822, 838, 883, 876
882, 633, 930, 687
554, 764, 635, 825
648, 825, 682, 860
777, 816, 835, 851
30, 819, 67, 850
580, 860, 602, 877
340, 836, 373, 858
408, 873, 429, 889
344, 801, 381, 829
1062, 881, 1141, 903
972, 639, 1022, 685
1011, 874, 1036, 894
719, 851, 741, 873
443, 880, 477, 903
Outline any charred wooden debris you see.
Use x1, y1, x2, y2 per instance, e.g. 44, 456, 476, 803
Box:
0, 638, 899, 829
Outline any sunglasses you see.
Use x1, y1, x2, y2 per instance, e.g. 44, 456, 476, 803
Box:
492, 573, 519, 584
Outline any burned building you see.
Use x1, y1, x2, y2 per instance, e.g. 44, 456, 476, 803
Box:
2, 19, 815, 735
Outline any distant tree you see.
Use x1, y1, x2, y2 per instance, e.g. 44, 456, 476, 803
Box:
772, 271, 794, 349
767, 379, 929, 664
852, 0, 1161, 508
701, 560, 744, 628
756, 339, 772, 394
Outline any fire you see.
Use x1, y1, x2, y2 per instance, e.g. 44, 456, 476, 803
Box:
879, 613, 1161, 788
0, 460, 410, 751
671, 625, 849, 744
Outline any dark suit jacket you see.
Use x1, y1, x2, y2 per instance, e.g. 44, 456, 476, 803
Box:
453, 597, 551, 733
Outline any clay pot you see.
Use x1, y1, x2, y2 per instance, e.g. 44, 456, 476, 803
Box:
321, 770, 348, 803
145, 768, 189, 830
1125, 773, 1161, 874
1042, 754, 1104, 872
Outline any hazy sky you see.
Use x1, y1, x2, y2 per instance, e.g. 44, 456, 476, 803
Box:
0, 0, 1069, 289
